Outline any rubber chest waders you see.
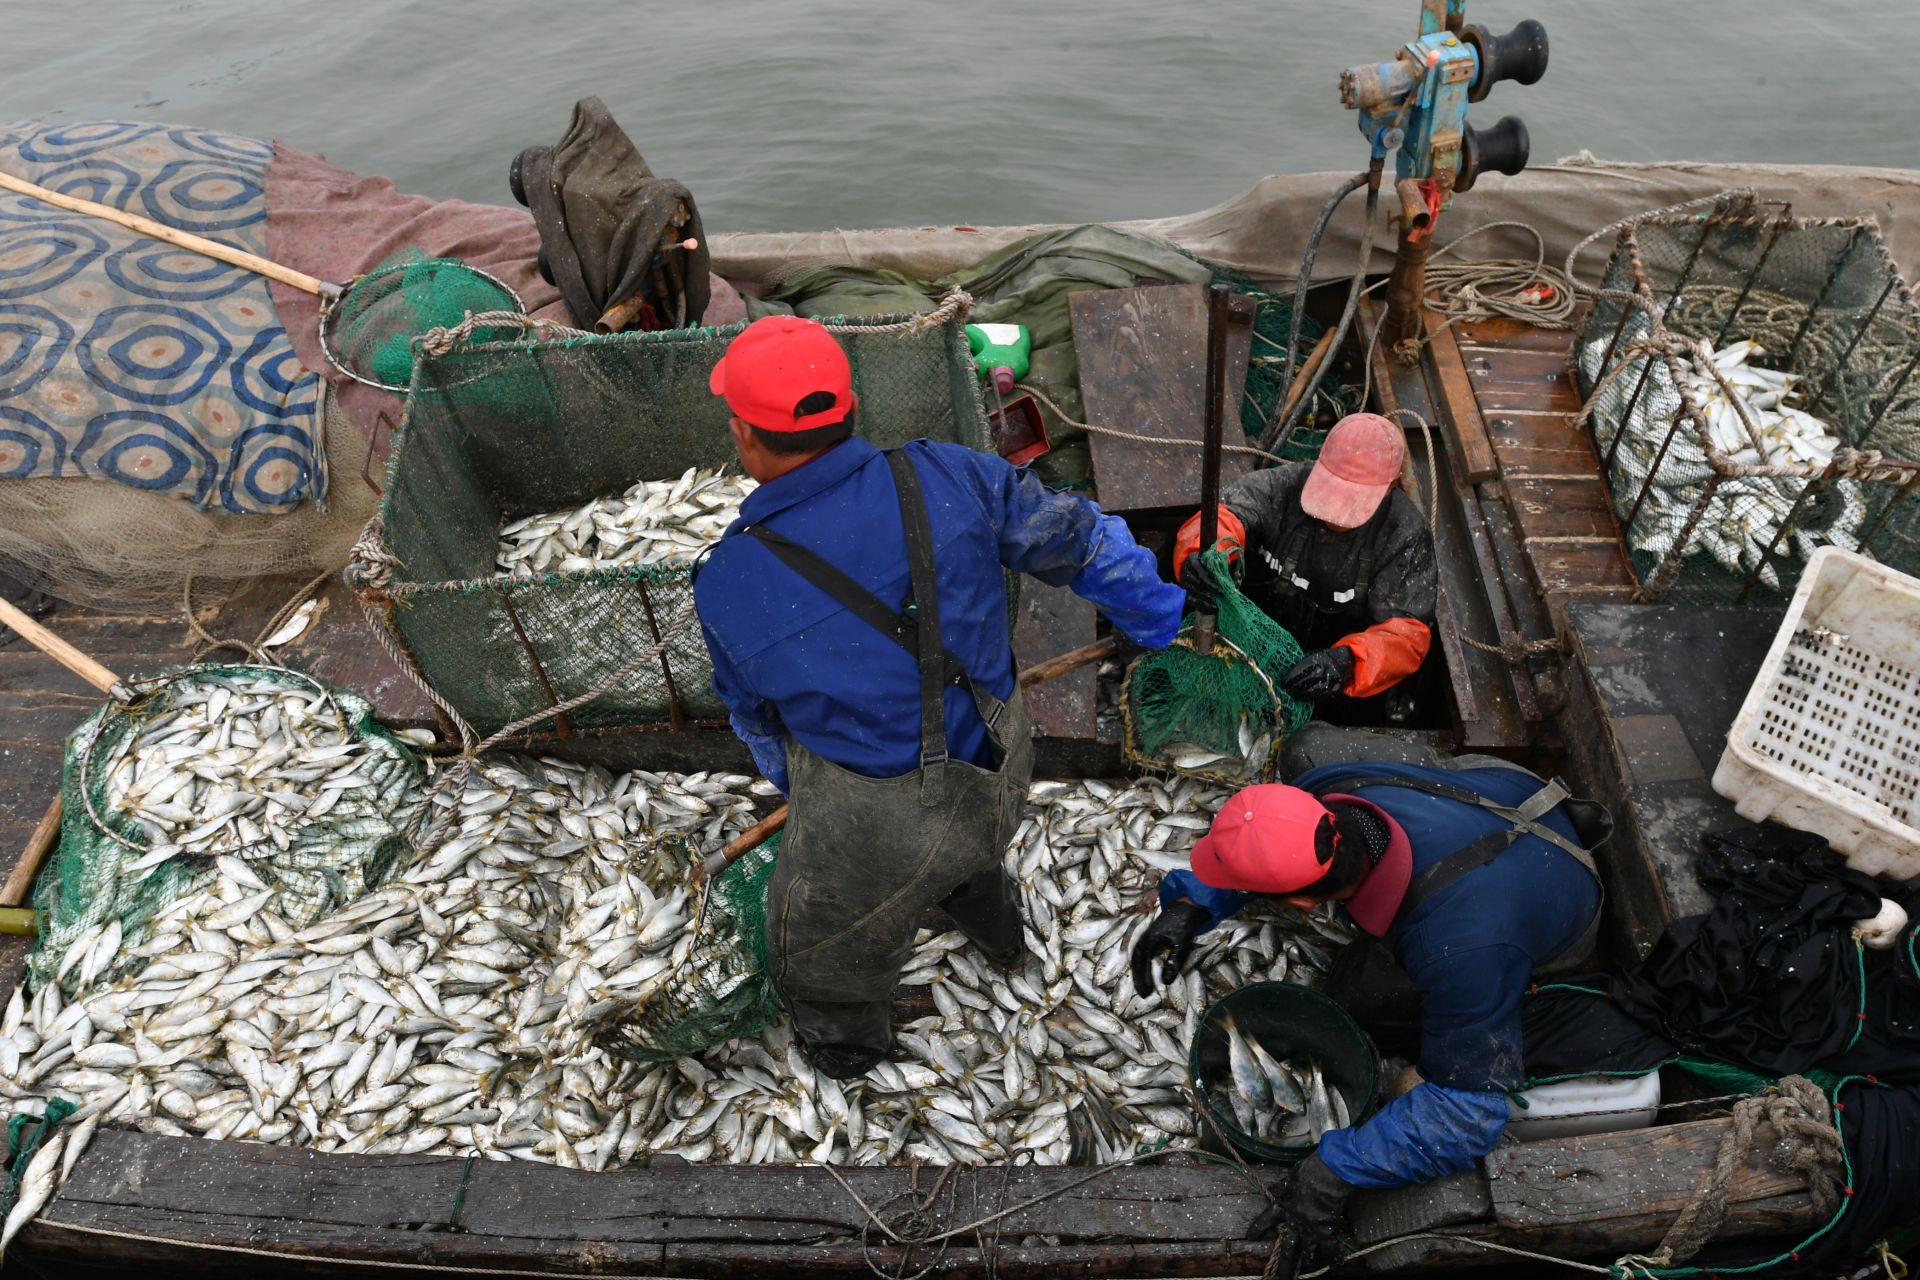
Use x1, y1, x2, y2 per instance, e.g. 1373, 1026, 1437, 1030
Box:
747, 450, 1033, 1072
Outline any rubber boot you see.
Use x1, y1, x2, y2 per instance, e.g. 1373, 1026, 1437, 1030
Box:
937, 863, 1027, 970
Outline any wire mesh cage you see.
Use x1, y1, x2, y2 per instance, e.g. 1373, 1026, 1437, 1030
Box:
348, 298, 993, 744
1575, 197, 1920, 604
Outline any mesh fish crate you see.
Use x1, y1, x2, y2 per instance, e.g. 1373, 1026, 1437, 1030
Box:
347, 295, 992, 743
1575, 198, 1920, 604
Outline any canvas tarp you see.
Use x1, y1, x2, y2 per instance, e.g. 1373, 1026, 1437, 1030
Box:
706, 159, 1920, 290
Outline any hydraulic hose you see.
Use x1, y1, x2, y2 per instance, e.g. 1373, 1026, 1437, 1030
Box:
1263, 162, 1385, 455
1266, 169, 1370, 439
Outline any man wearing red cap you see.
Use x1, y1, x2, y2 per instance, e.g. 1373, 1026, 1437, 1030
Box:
694, 315, 1185, 1078
1132, 750, 1603, 1262
1174, 412, 1435, 714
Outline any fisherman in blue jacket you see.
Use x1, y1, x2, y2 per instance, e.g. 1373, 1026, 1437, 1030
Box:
694, 315, 1186, 1079
1130, 725, 1604, 1263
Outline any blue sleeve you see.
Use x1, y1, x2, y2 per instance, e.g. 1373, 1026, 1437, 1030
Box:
1157, 869, 1252, 933
974, 453, 1186, 648
697, 606, 791, 794
1316, 1081, 1511, 1189
731, 715, 790, 796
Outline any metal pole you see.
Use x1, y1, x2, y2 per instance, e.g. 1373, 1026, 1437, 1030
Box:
1807, 274, 1897, 421
1782, 227, 1864, 374
1193, 284, 1232, 656
1712, 207, 1791, 348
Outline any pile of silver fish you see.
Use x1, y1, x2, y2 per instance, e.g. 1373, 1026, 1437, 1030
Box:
496, 466, 756, 576
1584, 333, 1861, 587
99, 673, 403, 872
0, 763, 1350, 1177
31, 671, 421, 995
1214, 1013, 1349, 1145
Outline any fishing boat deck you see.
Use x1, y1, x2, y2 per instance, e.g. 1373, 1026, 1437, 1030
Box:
0, 299, 1832, 1278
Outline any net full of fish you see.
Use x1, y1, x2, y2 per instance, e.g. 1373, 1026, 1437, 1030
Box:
495, 466, 756, 576
1214, 1013, 1349, 1146
31, 670, 423, 994
1581, 334, 1864, 588
0, 764, 1353, 1176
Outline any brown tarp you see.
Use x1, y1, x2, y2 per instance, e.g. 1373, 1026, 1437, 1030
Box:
706, 160, 1920, 289
262, 142, 744, 446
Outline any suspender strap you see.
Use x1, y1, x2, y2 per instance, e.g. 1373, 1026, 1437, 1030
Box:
746, 524, 918, 653
1277, 525, 1313, 591
1349, 542, 1378, 600
1315, 771, 1589, 863
742, 449, 999, 773
1390, 829, 1519, 928
886, 450, 952, 768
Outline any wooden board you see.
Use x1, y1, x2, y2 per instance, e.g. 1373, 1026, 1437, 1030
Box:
23, 1129, 1273, 1279
1366, 301, 1530, 750
1071, 284, 1254, 515
1010, 579, 1099, 742
1421, 314, 1500, 483
1483, 1116, 1815, 1254
21, 1115, 1825, 1279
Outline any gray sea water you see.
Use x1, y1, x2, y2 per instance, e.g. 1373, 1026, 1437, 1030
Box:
9, 1, 1910, 234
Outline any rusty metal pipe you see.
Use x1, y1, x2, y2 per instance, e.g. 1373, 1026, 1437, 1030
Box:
1394, 178, 1432, 238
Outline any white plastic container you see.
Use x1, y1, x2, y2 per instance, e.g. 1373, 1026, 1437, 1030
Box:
1712, 547, 1920, 879
1506, 1070, 1662, 1142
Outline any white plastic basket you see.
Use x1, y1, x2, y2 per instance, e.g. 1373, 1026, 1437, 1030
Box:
1712, 547, 1920, 879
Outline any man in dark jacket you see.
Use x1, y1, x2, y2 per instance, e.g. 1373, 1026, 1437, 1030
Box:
1175, 412, 1435, 715
1129, 727, 1603, 1263
694, 315, 1186, 1079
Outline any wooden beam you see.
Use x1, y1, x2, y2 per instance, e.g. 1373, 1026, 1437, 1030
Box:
20, 1117, 1826, 1279
1420, 313, 1500, 483
24, 1130, 1273, 1278
1070, 284, 1254, 515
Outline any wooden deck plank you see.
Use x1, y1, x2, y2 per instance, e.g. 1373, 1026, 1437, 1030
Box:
1071, 284, 1253, 514
1483, 411, 1608, 478
1454, 314, 1582, 355
1421, 314, 1500, 482
1505, 476, 1627, 543
1461, 347, 1585, 417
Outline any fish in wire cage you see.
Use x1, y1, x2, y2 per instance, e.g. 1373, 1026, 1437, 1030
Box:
1585, 333, 1865, 588
495, 466, 758, 576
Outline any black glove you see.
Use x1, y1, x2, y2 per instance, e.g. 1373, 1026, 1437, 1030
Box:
1282, 647, 1356, 700
1178, 555, 1223, 614
1129, 900, 1209, 998
1244, 1152, 1354, 1269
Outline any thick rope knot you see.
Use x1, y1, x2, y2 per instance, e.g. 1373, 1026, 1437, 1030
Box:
345, 513, 399, 591
1765, 1075, 1846, 1216
414, 310, 583, 359
1620, 1074, 1845, 1272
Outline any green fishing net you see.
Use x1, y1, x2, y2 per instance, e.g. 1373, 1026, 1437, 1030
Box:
29, 665, 423, 994
324, 249, 523, 390
353, 304, 991, 742
598, 832, 783, 1064
1123, 550, 1314, 785
1202, 263, 1360, 464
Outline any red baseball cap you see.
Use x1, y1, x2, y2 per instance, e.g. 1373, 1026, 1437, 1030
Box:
708, 315, 859, 432
1300, 412, 1405, 529
1187, 785, 1411, 936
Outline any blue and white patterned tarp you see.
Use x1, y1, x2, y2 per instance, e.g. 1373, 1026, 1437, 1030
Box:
0, 121, 324, 512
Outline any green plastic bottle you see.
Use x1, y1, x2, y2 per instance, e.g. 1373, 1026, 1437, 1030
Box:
966, 323, 1032, 395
